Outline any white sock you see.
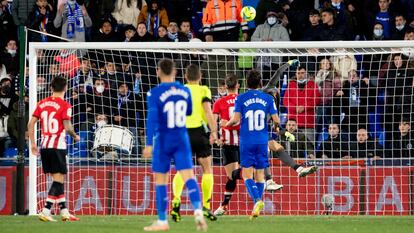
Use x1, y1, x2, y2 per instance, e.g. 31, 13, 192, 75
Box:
42, 208, 51, 215
194, 209, 203, 216
296, 166, 304, 173
157, 220, 168, 225
60, 208, 69, 216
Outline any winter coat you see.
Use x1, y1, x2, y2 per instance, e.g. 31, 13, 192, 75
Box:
283, 79, 321, 129
112, 0, 146, 27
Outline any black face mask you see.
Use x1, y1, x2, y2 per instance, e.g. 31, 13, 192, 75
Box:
149, 8, 157, 14
2, 84, 11, 94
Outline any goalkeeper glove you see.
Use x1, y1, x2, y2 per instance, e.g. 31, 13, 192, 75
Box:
288, 59, 300, 69
284, 131, 296, 142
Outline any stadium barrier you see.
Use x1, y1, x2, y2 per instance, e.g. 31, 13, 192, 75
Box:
1, 162, 413, 215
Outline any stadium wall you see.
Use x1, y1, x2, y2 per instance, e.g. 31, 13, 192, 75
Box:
0, 164, 413, 215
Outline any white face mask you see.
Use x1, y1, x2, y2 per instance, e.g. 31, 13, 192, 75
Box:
96, 85, 105, 93
7, 49, 16, 56
331, 2, 340, 8
396, 25, 405, 31
96, 120, 107, 128
267, 17, 277, 25
37, 85, 45, 92
373, 29, 383, 37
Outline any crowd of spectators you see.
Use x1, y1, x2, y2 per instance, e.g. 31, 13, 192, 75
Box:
0, 0, 413, 161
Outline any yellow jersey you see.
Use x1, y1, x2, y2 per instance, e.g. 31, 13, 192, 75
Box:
185, 84, 212, 128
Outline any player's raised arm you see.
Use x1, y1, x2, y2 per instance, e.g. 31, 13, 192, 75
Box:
28, 116, 39, 155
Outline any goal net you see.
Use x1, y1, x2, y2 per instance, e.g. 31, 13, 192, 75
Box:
28, 41, 414, 216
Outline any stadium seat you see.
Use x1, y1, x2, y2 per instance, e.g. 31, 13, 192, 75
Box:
69, 131, 90, 158
1, 147, 18, 165
316, 128, 329, 151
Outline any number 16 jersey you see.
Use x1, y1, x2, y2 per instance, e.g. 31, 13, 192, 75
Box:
32, 97, 72, 150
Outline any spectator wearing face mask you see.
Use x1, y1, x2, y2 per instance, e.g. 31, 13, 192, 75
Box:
85, 79, 112, 122
372, 22, 385, 40
375, 0, 394, 39
283, 66, 321, 143
1, 39, 19, 77
0, 76, 18, 155
391, 14, 408, 40
137, 0, 169, 37
252, 10, 290, 82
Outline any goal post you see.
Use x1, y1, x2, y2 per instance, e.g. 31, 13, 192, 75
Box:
28, 41, 414, 216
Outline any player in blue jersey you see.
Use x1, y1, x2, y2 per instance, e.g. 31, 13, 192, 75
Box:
143, 59, 207, 232
226, 70, 280, 220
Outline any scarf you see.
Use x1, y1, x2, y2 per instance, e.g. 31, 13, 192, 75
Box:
146, 11, 159, 37
167, 32, 178, 41
66, 1, 84, 39
117, 90, 131, 111
36, 9, 49, 42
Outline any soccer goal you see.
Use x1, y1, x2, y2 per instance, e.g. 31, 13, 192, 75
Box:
28, 41, 414, 216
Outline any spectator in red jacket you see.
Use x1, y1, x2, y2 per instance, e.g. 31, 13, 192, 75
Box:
283, 66, 321, 143
54, 50, 81, 79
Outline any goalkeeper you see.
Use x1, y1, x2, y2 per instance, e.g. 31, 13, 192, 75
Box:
263, 59, 317, 189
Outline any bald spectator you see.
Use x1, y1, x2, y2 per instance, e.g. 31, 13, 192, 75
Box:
349, 128, 382, 159
283, 66, 321, 143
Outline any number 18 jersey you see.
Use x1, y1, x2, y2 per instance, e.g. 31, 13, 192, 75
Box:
234, 90, 277, 145
146, 82, 193, 173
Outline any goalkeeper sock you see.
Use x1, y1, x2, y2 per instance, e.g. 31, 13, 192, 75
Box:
201, 174, 214, 209
256, 182, 265, 199
185, 179, 202, 210
264, 167, 272, 181
245, 179, 260, 203
276, 149, 297, 169
222, 179, 237, 206
172, 173, 184, 203
155, 185, 168, 221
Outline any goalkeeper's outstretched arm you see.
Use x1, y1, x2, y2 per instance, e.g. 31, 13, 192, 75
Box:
262, 59, 299, 92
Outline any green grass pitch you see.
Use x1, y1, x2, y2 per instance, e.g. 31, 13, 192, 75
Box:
1, 216, 413, 233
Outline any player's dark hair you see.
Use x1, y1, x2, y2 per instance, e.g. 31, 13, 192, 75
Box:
51, 76, 67, 92
287, 118, 297, 122
225, 74, 238, 90
246, 70, 262, 89
185, 64, 201, 81
158, 58, 175, 76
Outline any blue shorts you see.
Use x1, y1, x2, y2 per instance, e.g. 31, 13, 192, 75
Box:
152, 134, 193, 173
240, 143, 269, 169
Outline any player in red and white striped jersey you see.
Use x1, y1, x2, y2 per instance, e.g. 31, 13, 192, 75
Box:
212, 74, 241, 215
28, 76, 80, 222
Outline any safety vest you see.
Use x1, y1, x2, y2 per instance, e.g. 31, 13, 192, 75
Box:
202, 0, 248, 34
